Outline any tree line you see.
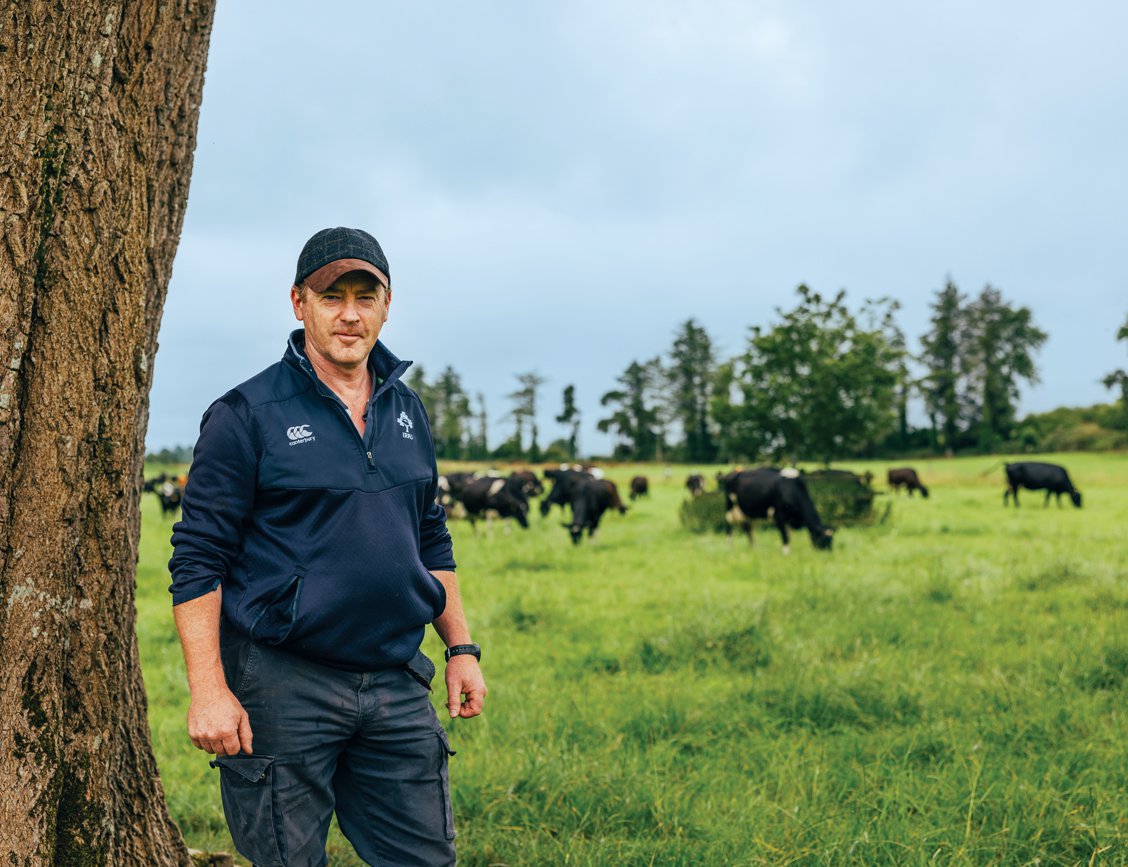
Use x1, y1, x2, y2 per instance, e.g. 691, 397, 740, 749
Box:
403, 283, 1128, 464
151, 289, 1128, 466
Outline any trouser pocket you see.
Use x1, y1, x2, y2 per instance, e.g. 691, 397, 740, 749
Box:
436, 729, 457, 841
405, 649, 436, 690
211, 754, 285, 866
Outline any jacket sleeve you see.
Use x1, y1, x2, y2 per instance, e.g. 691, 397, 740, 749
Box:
168, 393, 259, 605
416, 402, 456, 572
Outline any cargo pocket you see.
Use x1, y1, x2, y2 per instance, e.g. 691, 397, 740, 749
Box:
436, 729, 457, 841
211, 754, 285, 866
250, 571, 304, 645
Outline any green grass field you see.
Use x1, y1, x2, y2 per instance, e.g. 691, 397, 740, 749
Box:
137, 453, 1128, 865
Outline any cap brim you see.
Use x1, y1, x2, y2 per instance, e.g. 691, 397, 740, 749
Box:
301, 258, 390, 293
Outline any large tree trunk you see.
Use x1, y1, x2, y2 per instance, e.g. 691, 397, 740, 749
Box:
0, 2, 214, 863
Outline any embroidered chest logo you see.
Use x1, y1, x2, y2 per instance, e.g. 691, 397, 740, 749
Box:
397, 411, 415, 440
286, 424, 315, 446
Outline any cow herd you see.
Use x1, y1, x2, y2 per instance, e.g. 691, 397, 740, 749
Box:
145, 459, 1084, 551
439, 466, 629, 544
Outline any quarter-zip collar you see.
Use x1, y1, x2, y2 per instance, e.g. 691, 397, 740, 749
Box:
284, 329, 412, 401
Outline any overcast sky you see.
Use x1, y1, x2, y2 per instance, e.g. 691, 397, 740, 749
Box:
148, 1, 1128, 456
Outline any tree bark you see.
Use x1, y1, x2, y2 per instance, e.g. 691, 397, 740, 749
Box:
0, 2, 214, 863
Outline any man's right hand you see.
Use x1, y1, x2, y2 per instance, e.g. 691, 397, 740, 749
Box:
187, 686, 253, 756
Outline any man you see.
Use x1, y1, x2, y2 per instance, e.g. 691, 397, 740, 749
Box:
169, 227, 486, 866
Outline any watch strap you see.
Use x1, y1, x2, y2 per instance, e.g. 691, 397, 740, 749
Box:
444, 643, 481, 662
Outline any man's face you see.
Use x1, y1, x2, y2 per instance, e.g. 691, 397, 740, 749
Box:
290, 270, 391, 373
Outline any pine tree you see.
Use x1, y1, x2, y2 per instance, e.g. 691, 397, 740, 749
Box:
666, 319, 717, 462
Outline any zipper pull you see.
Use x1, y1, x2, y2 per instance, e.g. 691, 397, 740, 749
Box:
366, 451, 374, 467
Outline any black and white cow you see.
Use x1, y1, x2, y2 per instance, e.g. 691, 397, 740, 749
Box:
1004, 462, 1082, 508
459, 475, 532, 530
722, 468, 834, 553
685, 474, 706, 496
156, 479, 183, 517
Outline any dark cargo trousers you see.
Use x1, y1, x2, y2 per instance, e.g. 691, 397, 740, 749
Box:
213, 619, 457, 866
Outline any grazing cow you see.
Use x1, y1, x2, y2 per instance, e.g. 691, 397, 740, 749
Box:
1004, 462, 1082, 508
887, 467, 929, 498
564, 476, 615, 544
629, 476, 649, 500
510, 469, 544, 497
156, 480, 183, 517
722, 468, 834, 553
438, 471, 478, 502
685, 474, 705, 496
460, 475, 531, 530
541, 468, 589, 516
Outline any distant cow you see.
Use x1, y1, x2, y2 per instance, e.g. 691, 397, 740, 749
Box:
510, 470, 544, 497
564, 476, 616, 544
438, 471, 478, 503
887, 467, 929, 498
541, 468, 588, 516
1004, 462, 1082, 508
685, 474, 705, 496
156, 480, 182, 517
460, 476, 531, 530
629, 476, 649, 500
722, 468, 834, 553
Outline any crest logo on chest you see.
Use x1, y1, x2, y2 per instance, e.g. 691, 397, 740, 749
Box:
397, 411, 414, 440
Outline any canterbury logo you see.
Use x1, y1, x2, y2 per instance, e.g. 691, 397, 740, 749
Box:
287, 425, 313, 440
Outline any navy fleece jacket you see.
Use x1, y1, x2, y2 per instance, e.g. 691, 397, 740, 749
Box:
168, 331, 455, 671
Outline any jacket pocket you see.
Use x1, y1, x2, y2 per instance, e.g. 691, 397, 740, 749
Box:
249, 570, 304, 645
211, 754, 285, 866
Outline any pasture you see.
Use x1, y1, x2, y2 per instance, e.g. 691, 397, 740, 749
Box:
137, 453, 1128, 865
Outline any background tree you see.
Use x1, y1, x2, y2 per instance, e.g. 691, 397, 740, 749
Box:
1102, 314, 1128, 428
919, 280, 967, 454
879, 300, 913, 452
469, 392, 489, 459
665, 319, 717, 462
721, 287, 901, 464
962, 286, 1048, 451
0, 3, 215, 863
506, 371, 546, 462
597, 358, 662, 460
406, 364, 436, 417
555, 384, 581, 461
710, 357, 779, 462
432, 366, 471, 458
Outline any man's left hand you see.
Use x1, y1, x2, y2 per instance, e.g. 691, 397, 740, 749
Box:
445, 655, 487, 719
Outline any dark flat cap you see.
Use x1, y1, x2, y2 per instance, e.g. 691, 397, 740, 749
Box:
294, 227, 390, 292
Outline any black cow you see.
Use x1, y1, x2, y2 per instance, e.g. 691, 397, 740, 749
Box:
541, 468, 589, 516
564, 476, 615, 544
685, 474, 705, 496
888, 467, 929, 498
459, 475, 531, 530
722, 468, 834, 553
1004, 462, 1082, 508
629, 476, 649, 500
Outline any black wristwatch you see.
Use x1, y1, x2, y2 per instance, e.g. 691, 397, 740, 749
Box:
444, 643, 481, 662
